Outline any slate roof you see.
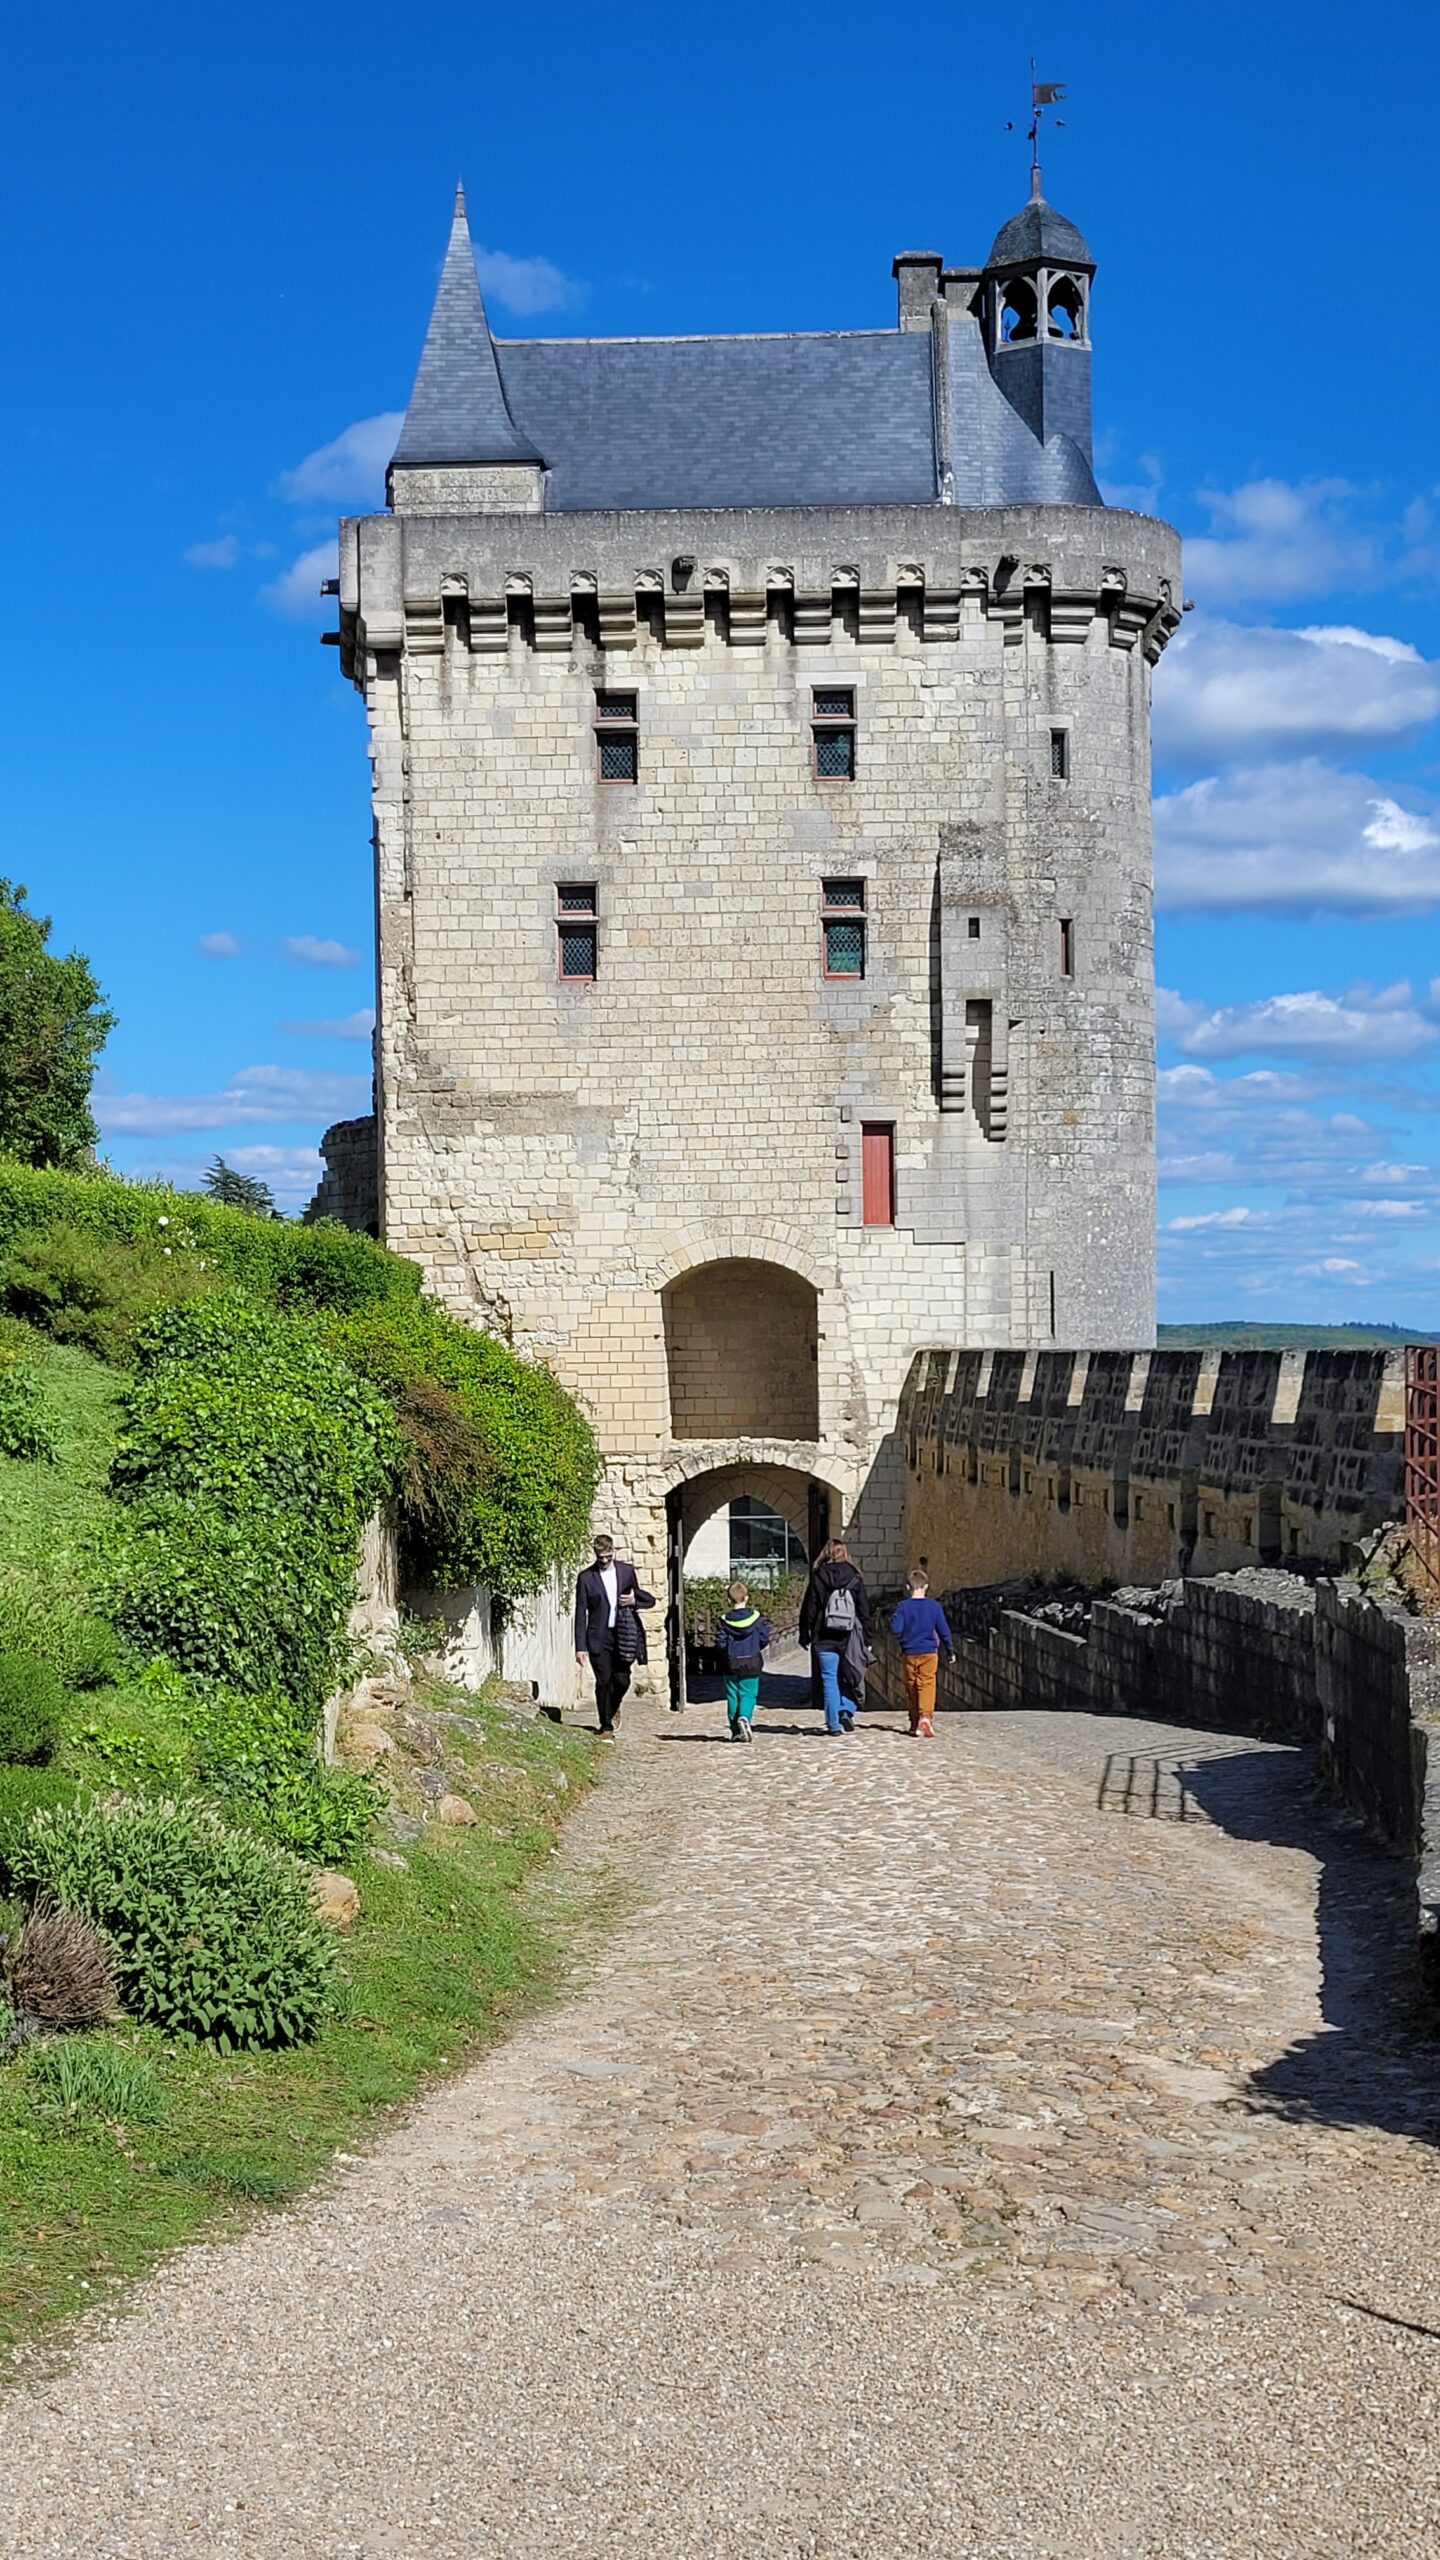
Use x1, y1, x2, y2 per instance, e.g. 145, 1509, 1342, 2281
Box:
985, 196, 1092, 271
391, 192, 1101, 511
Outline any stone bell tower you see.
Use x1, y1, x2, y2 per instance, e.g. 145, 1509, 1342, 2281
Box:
332, 180, 1180, 1600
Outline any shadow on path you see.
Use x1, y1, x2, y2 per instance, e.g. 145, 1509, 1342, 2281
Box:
1099, 1731, 1440, 2143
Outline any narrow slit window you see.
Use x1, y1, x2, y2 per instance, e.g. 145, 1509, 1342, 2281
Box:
967, 915, 981, 939
595, 690, 638, 783
1059, 917, 1075, 978
556, 882, 598, 981
861, 1123, 896, 1227
812, 686, 856, 780
822, 876, 866, 978
1050, 727, 1070, 780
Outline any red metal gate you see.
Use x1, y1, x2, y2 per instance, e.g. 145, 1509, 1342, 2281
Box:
1405, 1345, 1440, 1588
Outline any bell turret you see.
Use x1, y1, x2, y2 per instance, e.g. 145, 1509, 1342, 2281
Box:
981, 171, 1094, 467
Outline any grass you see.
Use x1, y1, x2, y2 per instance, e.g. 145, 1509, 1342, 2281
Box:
0, 1325, 122, 1588
0, 1696, 595, 2354
0, 1319, 602, 2355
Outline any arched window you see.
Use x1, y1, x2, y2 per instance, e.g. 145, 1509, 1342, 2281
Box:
1046, 274, 1086, 341
998, 277, 1038, 344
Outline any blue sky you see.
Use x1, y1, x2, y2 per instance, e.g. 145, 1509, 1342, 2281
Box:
5, 2, 1439, 1321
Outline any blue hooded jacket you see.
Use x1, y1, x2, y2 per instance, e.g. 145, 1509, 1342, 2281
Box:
717, 1605, 771, 1670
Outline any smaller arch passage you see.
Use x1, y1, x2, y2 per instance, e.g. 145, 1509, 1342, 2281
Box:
663, 1259, 820, 1442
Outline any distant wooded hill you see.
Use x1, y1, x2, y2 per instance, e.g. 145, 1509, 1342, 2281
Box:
1156, 1322, 1439, 1349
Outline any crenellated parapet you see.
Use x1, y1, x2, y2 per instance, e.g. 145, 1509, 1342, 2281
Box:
899, 1344, 1407, 1587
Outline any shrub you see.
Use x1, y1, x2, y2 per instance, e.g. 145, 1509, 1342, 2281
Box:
328, 1297, 600, 1595
0, 1160, 422, 1318
4, 1224, 220, 1365
2, 1901, 116, 2034
0, 1653, 65, 1766
0, 1569, 120, 1691
25, 2033, 163, 2124
0, 1347, 58, 1461
9, 1798, 337, 2049
188, 1687, 382, 1864
0, 1766, 80, 1874
107, 1299, 402, 1703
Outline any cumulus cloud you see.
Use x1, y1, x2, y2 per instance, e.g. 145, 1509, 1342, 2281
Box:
261, 542, 339, 617
96, 1067, 369, 1137
1157, 1063, 1324, 1108
281, 935, 362, 969
1154, 759, 1440, 914
281, 1009, 375, 1040
1158, 982, 1438, 1062
1182, 478, 1377, 604
474, 247, 580, 316
198, 930, 242, 958
184, 535, 241, 570
1153, 619, 1440, 765
276, 412, 405, 507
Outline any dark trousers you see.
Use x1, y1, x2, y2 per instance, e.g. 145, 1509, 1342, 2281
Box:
588, 1646, 632, 1729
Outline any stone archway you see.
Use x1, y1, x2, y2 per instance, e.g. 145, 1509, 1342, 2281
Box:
662, 1260, 819, 1442
663, 1458, 842, 1709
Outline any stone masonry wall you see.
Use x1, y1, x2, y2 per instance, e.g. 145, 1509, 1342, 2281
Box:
899, 1344, 1405, 1587
340, 500, 1181, 1591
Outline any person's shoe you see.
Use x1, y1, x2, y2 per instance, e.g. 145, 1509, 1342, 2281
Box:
839, 1710, 855, 1732
908, 1721, 921, 1738
728, 1722, 740, 1741
918, 1716, 935, 1737
738, 1719, 754, 1742
598, 1725, 617, 1743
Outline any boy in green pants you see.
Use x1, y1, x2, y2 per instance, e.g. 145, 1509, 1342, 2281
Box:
715, 1580, 771, 1742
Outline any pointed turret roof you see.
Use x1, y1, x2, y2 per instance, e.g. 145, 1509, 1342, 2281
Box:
391, 186, 543, 469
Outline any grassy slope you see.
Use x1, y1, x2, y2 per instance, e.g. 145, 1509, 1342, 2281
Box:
0, 1322, 597, 2354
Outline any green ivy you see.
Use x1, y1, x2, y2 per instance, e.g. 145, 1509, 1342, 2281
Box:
327, 1296, 600, 1595
106, 1300, 402, 1706
186, 1686, 382, 1865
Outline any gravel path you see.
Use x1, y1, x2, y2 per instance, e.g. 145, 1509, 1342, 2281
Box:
4, 1671, 1440, 2557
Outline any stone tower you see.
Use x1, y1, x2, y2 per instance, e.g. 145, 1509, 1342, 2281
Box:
334, 180, 1181, 1606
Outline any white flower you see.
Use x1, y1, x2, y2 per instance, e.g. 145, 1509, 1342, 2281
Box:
162, 1247, 172, 1257
157, 1216, 169, 1229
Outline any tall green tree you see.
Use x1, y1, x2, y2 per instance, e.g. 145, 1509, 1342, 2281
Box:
0, 880, 114, 1169
203, 1157, 278, 1217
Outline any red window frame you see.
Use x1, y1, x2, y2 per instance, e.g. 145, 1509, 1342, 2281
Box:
822, 876, 866, 980
595, 690, 638, 784
556, 882, 598, 982
861, 1123, 895, 1227
812, 686, 856, 781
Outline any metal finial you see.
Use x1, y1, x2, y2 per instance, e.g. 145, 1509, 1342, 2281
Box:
1006, 58, 1066, 193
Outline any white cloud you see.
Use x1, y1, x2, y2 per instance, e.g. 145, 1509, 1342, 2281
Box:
127, 1145, 325, 1211
198, 930, 242, 958
281, 935, 362, 969
184, 535, 241, 570
1153, 619, 1440, 765
1160, 982, 1438, 1063
1154, 759, 1440, 914
261, 542, 338, 617
474, 247, 579, 316
1182, 478, 1376, 604
1166, 1206, 1272, 1232
276, 412, 405, 507
1157, 1063, 1323, 1108
96, 1067, 369, 1136
281, 1009, 375, 1040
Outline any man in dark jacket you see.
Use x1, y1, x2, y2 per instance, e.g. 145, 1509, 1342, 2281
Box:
798, 1540, 872, 1736
573, 1534, 654, 1738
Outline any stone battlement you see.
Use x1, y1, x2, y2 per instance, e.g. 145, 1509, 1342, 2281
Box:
899, 1344, 1407, 1585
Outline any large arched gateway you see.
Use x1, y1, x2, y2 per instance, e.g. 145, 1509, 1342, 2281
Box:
662, 1458, 842, 1709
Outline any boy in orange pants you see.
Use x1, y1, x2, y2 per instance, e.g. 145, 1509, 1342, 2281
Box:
888, 1571, 955, 1736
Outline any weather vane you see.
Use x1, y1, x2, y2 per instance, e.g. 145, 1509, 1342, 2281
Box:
1005, 59, 1066, 197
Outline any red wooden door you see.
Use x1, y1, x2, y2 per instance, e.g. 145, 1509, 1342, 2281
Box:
861, 1123, 895, 1226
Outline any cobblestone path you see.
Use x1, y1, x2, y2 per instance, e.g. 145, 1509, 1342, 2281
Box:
5, 1678, 1440, 2557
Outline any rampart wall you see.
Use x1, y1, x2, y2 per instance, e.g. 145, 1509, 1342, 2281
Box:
898, 1344, 1406, 1587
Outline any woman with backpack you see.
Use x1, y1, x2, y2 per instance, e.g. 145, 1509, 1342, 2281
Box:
714, 1579, 771, 1742
798, 1539, 872, 1736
